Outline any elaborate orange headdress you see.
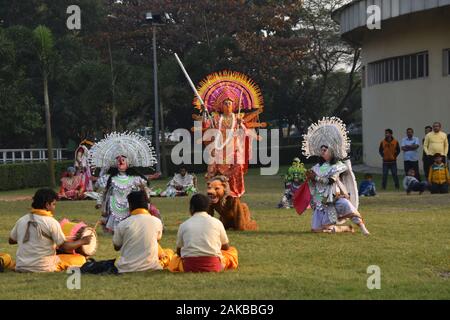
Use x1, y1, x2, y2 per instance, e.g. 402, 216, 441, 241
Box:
193, 71, 264, 113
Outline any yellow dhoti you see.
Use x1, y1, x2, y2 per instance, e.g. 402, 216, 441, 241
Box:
168, 246, 239, 273
0, 252, 85, 272
221, 246, 239, 270
0, 253, 16, 271
55, 254, 87, 272
158, 244, 175, 269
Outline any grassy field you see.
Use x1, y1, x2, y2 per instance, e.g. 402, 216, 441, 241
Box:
0, 168, 449, 300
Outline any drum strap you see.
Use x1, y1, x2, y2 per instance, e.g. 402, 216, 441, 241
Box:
23, 214, 53, 243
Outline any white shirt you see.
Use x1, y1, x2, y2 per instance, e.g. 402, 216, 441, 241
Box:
113, 214, 163, 273
401, 136, 420, 162
10, 214, 66, 272
403, 176, 419, 190
176, 212, 229, 258
170, 173, 194, 188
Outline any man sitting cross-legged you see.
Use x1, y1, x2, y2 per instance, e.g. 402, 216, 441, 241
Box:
4, 188, 91, 272
168, 193, 238, 273
112, 191, 174, 273
160, 166, 197, 197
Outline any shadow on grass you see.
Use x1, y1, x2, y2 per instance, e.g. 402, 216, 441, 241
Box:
227, 230, 315, 237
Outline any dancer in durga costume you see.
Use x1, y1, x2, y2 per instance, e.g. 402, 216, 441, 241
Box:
88, 132, 159, 233
192, 71, 267, 198
296, 117, 370, 235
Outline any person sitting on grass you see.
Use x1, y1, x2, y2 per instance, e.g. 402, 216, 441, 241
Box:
403, 168, 427, 195
358, 173, 377, 197
278, 172, 304, 209
160, 167, 197, 197
284, 158, 307, 187
112, 191, 174, 273
4, 188, 92, 272
428, 153, 450, 194
168, 193, 238, 273
58, 166, 85, 200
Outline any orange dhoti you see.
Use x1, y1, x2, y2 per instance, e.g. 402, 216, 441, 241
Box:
168, 246, 238, 273
0, 252, 85, 272
158, 244, 175, 269
0, 253, 16, 271
55, 254, 87, 272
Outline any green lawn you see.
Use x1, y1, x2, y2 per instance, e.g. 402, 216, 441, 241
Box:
0, 168, 449, 300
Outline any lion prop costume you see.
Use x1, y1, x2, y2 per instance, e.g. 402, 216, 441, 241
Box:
207, 176, 258, 231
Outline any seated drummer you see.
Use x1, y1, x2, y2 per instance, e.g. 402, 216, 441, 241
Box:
6, 188, 92, 272
112, 191, 173, 273
168, 193, 238, 273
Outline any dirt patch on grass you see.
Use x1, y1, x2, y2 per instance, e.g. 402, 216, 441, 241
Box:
437, 271, 450, 279
0, 195, 32, 202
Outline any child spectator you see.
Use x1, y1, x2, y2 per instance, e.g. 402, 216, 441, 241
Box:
428, 153, 450, 194
403, 169, 427, 195
358, 174, 377, 196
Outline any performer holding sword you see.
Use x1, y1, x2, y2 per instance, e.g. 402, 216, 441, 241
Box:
174, 53, 266, 197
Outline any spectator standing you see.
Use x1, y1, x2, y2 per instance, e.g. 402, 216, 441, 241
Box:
447, 132, 450, 169
401, 128, 421, 181
379, 129, 400, 190
422, 126, 432, 177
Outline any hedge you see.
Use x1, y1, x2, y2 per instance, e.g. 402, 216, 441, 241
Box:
0, 161, 73, 191
0, 143, 364, 191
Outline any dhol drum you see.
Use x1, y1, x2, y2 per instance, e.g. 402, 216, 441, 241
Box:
59, 219, 97, 256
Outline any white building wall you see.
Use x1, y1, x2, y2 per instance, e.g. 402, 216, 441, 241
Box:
361, 10, 450, 170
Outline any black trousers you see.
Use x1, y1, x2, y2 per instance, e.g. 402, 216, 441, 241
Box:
407, 181, 427, 193
404, 161, 420, 181
430, 183, 449, 194
382, 162, 399, 189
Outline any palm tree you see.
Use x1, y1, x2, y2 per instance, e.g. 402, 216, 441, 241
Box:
33, 25, 56, 188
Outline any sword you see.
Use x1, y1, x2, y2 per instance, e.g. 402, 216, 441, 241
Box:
174, 53, 214, 128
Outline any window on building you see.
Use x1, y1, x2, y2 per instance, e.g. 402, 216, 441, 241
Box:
411, 54, 417, 79
361, 66, 366, 88
405, 56, 411, 79
394, 57, 399, 81
384, 60, 389, 83
367, 51, 428, 86
417, 53, 426, 78
448, 49, 450, 75
444, 49, 450, 76
399, 57, 404, 81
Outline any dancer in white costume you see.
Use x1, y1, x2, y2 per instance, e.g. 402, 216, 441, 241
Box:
302, 117, 370, 235
88, 132, 159, 233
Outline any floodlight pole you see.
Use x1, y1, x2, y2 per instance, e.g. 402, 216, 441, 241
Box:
152, 25, 162, 173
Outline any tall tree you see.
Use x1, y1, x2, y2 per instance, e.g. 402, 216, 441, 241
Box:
33, 25, 56, 188
0, 27, 43, 148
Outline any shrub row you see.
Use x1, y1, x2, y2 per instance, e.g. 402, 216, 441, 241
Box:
0, 143, 363, 190
0, 161, 73, 191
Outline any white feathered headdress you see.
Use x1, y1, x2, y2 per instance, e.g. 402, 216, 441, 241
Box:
88, 132, 157, 169
302, 117, 351, 160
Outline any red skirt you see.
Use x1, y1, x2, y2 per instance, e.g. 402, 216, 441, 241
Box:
182, 256, 223, 272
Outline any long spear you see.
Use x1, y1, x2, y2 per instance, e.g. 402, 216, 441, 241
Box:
174, 53, 214, 128
237, 89, 243, 116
